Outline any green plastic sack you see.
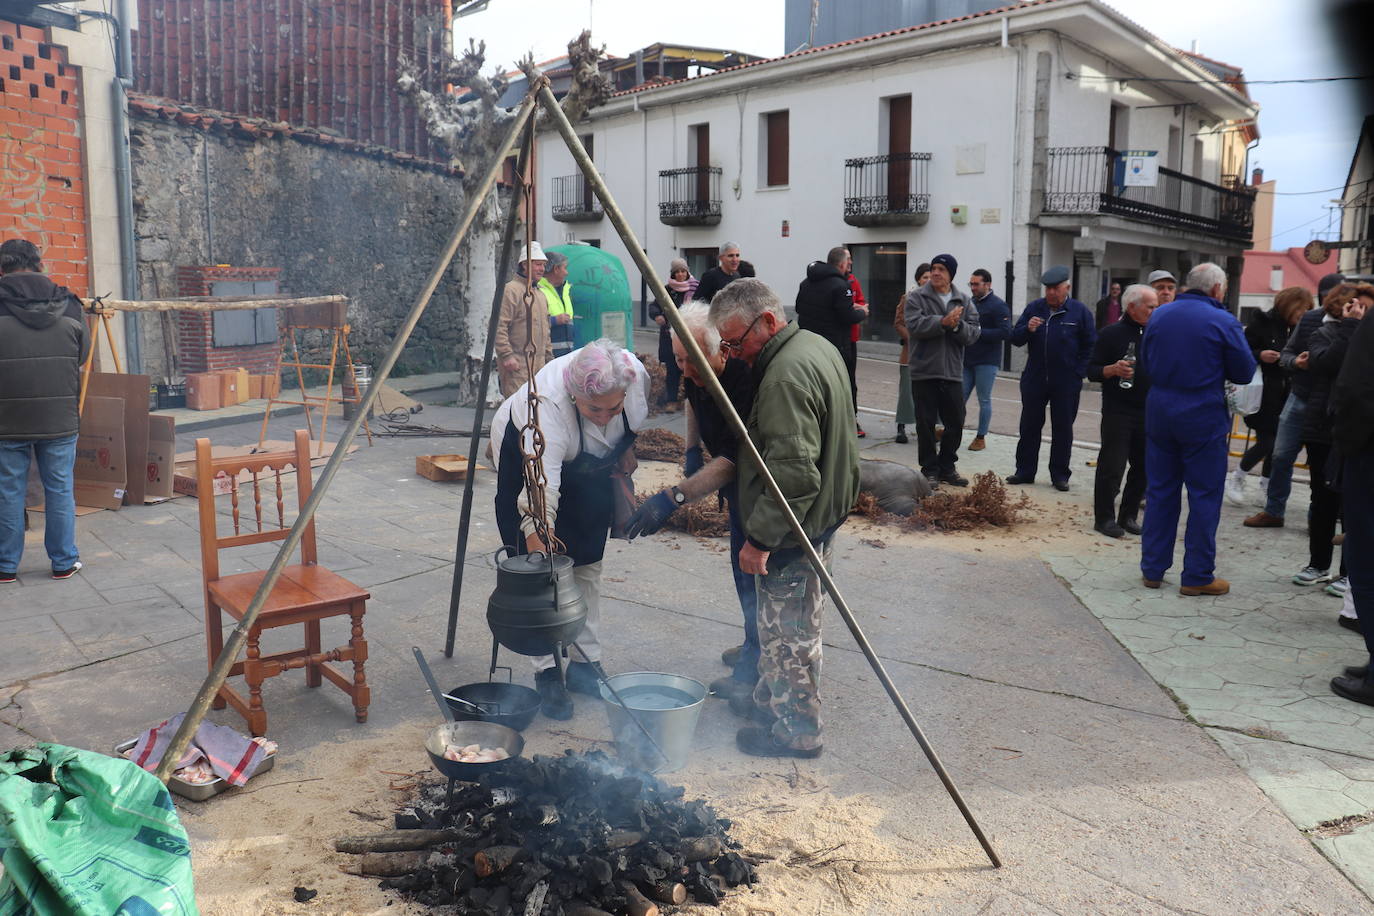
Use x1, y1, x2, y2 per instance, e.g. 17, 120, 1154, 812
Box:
0, 743, 198, 916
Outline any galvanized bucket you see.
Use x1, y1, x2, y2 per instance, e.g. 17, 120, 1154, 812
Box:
598, 672, 706, 773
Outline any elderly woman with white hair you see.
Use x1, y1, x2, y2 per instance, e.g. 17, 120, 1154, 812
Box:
490, 339, 652, 719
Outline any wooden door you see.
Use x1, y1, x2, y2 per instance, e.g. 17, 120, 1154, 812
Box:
887, 96, 911, 209
694, 124, 711, 203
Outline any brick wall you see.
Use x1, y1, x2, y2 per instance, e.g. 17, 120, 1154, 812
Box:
0, 20, 88, 294
132, 0, 451, 160
175, 265, 282, 374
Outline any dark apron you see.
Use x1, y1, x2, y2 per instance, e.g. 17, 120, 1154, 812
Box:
496, 410, 636, 567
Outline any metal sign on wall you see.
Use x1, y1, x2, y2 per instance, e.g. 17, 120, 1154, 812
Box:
1117, 150, 1160, 188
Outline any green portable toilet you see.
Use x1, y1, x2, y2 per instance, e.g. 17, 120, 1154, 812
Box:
547, 244, 633, 350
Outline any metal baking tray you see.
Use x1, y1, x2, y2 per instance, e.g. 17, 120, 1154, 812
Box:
113, 739, 277, 801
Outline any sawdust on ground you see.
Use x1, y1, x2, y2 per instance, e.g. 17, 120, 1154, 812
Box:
187, 721, 980, 916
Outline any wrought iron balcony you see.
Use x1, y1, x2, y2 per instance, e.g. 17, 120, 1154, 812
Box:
1044, 147, 1255, 243
658, 166, 722, 227
551, 174, 604, 223
843, 153, 931, 227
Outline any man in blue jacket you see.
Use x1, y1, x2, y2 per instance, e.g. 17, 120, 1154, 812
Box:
1007, 265, 1095, 490
962, 268, 1011, 452
1139, 263, 1256, 596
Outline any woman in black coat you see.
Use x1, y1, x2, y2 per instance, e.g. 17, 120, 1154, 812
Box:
1227, 287, 1311, 505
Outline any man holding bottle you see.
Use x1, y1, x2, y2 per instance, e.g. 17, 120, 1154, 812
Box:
1087, 284, 1157, 538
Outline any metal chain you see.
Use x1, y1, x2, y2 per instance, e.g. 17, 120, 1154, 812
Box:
513, 118, 562, 555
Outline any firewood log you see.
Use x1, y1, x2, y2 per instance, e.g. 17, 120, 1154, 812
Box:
334, 829, 466, 854
678, 836, 725, 862
604, 829, 645, 849
615, 880, 661, 916
639, 880, 687, 905
474, 844, 528, 877
565, 907, 615, 916
340, 851, 426, 877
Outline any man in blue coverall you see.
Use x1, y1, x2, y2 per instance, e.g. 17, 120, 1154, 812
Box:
1007, 265, 1096, 491
1139, 263, 1257, 596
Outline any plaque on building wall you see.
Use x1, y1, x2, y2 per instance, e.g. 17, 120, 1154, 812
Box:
955, 144, 987, 175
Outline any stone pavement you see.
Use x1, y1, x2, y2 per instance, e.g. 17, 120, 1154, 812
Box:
0, 397, 1370, 912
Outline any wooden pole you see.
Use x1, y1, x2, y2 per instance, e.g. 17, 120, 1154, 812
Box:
535, 81, 1003, 869
82, 294, 348, 313
153, 93, 539, 783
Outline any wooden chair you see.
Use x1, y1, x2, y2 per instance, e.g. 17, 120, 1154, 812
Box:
196, 429, 370, 736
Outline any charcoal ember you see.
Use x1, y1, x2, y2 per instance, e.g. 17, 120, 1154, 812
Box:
623, 863, 665, 886
510, 863, 551, 901
685, 868, 722, 906
580, 855, 613, 887
712, 851, 755, 886
394, 808, 423, 830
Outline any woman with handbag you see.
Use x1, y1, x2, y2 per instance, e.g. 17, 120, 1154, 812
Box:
1226, 286, 1312, 505
491, 339, 651, 719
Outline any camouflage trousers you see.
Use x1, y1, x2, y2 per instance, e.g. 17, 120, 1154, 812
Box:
751, 537, 832, 751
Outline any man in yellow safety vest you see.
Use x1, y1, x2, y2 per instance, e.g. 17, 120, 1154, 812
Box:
539, 251, 576, 358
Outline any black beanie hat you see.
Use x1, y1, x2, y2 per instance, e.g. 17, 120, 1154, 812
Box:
931, 253, 958, 280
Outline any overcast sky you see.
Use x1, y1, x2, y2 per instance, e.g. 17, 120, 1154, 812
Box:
459, 0, 1361, 254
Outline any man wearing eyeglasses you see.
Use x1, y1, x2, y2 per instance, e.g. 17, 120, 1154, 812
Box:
708, 278, 860, 759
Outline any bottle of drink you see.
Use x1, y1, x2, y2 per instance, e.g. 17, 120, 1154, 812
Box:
1119, 341, 1137, 390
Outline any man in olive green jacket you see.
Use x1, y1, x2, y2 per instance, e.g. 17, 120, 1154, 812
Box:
709, 278, 860, 759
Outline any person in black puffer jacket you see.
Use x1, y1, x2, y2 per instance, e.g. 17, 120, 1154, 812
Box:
1226, 287, 1312, 506
1291, 283, 1374, 594
795, 246, 868, 435
0, 239, 91, 582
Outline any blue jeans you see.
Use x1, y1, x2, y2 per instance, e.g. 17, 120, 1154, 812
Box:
724, 483, 761, 684
1264, 393, 1307, 519
0, 434, 80, 573
962, 363, 998, 438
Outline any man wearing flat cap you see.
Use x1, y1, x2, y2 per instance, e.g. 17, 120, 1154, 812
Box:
1007, 265, 1096, 491
903, 253, 980, 486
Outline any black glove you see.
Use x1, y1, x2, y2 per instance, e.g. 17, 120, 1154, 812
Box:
684, 445, 705, 478
624, 490, 678, 539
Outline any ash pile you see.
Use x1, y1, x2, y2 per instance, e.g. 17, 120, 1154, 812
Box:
360, 749, 757, 914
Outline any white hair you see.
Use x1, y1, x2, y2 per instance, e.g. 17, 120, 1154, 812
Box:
563, 339, 639, 397
1185, 263, 1227, 296
1121, 284, 1155, 311
668, 301, 721, 356
708, 277, 786, 329
718, 241, 740, 256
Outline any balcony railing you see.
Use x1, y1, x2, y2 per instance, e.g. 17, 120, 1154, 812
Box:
1044, 147, 1255, 242
843, 152, 931, 228
658, 166, 721, 227
551, 174, 603, 223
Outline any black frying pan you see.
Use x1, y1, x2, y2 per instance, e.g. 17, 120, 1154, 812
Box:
413, 647, 524, 781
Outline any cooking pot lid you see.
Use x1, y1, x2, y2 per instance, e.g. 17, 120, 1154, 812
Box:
498, 552, 574, 575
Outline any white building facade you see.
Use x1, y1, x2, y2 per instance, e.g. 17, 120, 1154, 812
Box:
536, 0, 1259, 347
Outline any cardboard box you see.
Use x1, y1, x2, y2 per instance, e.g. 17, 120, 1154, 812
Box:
416, 454, 485, 482
263, 374, 281, 399
144, 415, 176, 502
74, 396, 127, 510
235, 367, 250, 401
247, 375, 264, 400
217, 370, 241, 406
186, 373, 221, 410
172, 467, 237, 499
86, 372, 152, 505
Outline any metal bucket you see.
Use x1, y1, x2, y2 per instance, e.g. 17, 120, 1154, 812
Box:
343, 363, 373, 421
599, 672, 706, 774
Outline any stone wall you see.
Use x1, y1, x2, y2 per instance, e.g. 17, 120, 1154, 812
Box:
127, 101, 488, 390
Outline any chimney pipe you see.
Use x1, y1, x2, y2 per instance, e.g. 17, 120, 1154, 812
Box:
1252, 167, 1263, 186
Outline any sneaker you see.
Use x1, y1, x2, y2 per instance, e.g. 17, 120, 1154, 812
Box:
1325, 576, 1349, 598
968, 436, 986, 452
1293, 566, 1331, 587
51, 561, 83, 580
0, 571, 16, 584
1254, 477, 1269, 507
856, 422, 866, 439
1224, 469, 1246, 506
1243, 511, 1284, 528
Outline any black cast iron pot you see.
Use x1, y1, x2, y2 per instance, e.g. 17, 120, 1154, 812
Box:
486, 549, 587, 656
